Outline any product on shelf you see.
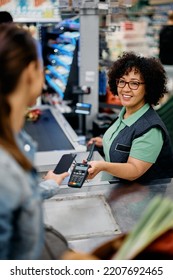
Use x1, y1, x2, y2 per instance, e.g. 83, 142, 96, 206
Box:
44, 19, 79, 101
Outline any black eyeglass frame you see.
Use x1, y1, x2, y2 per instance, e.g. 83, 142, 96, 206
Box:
116, 79, 145, 90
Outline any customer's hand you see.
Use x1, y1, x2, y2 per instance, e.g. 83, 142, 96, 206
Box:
87, 137, 103, 147
44, 170, 69, 185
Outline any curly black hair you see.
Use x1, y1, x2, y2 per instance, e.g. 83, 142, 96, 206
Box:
108, 52, 168, 106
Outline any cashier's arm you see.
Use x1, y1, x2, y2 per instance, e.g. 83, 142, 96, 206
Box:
87, 157, 153, 181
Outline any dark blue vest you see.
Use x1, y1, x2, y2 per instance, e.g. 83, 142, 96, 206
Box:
109, 107, 173, 182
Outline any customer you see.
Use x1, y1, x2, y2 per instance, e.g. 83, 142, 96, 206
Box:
0, 24, 69, 259
159, 10, 173, 65
87, 52, 173, 182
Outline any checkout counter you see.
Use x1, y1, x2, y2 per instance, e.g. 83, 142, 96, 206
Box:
25, 105, 173, 254
24, 105, 86, 172
42, 151, 173, 254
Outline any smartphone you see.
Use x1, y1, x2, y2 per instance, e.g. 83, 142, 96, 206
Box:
68, 163, 90, 188
53, 153, 77, 174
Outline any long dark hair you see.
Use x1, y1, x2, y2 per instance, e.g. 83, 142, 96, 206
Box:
0, 24, 38, 170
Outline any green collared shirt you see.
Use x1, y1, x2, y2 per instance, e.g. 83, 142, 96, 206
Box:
103, 104, 163, 162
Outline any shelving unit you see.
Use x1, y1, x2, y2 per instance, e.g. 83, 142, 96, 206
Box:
42, 20, 80, 101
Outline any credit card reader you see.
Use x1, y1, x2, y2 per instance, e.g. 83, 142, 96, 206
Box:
68, 142, 95, 188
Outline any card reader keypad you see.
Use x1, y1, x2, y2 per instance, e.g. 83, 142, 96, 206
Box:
69, 171, 85, 186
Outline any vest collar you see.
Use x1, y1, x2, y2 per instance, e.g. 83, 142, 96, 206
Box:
119, 103, 150, 127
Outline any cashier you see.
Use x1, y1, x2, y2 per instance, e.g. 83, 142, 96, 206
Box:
87, 52, 173, 182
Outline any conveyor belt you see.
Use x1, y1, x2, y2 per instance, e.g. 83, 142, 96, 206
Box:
24, 109, 74, 151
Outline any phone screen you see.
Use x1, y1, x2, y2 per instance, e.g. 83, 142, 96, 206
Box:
54, 153, 76, 174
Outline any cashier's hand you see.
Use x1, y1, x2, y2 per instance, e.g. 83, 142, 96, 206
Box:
87, 137, 103, 147
87, 160, 104, 179
44, 170, 69, 185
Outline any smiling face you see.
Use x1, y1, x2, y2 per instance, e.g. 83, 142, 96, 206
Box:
117, 68, 146, 115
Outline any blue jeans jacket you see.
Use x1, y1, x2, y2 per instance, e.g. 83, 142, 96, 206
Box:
0, 130, 60, 259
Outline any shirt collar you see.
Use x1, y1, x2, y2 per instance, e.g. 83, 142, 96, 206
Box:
119, 103, 150, 127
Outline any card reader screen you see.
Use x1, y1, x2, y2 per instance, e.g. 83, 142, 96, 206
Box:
75, 165, 88, 171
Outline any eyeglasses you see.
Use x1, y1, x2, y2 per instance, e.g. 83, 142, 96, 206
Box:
116, 79, 145, 90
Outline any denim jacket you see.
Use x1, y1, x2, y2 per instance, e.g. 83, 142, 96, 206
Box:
0, 130, 60, 259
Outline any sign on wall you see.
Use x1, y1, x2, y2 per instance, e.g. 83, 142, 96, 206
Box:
0, 0, 11, 7
34, 0, 47, 6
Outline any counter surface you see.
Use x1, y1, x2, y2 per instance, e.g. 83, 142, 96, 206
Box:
43, 152, 173, 253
